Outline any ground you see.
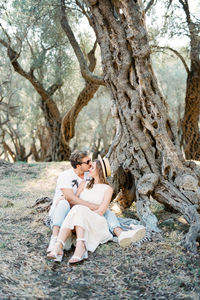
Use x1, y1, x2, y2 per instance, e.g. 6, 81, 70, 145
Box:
0, 161, 199, 300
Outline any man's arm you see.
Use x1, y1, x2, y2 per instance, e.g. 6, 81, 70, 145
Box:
61, 188, 99, 211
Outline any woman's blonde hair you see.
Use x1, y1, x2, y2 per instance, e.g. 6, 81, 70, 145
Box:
87, 160, 108, 189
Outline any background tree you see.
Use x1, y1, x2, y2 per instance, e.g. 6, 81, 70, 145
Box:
0, 71, 30, 161
0, 0, 105, 161
71, 87, 114, 157
146, 0, 200, 159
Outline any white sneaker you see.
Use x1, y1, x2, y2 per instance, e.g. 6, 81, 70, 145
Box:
47, 236, 57, 253
118, 226, 146, 247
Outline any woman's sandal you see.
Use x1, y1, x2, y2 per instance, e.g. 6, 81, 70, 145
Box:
68, 238, 88, 264
47, 239, 65, 262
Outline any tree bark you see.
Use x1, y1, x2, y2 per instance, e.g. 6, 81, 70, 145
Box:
182, 73, 200, 160
85, 0, 200, 252
61, 80, 99, 146
180, 0, 200, 160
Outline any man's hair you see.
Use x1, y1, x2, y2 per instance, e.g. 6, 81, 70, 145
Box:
69, 150, 88, 168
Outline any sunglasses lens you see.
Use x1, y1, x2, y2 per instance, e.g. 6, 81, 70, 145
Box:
79, 159, 91, 165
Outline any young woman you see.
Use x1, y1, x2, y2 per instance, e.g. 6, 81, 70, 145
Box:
47, 156, 114, 263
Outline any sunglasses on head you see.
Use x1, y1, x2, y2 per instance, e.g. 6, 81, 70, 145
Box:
78, 159, 91, 165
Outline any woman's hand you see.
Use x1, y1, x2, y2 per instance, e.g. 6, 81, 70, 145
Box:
76, 181, 86, 197
94, 209, 104, 216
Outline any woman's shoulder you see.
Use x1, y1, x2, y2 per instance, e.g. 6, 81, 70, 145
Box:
98, 183, 113, 191
106, 184, 113, 192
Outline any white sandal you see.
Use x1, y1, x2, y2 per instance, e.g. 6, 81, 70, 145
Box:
47, 239, 65, 262
68, 238, 88, 264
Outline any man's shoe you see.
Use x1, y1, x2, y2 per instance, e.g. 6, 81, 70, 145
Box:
47, 236, 57, 253
118, 226, 146, 247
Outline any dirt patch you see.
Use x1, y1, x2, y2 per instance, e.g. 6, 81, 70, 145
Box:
0, 162, 199, 299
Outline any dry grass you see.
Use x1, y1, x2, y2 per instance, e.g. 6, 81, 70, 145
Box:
0, 161, 199, 299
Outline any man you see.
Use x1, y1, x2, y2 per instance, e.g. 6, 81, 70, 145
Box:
47, 150, 145, 252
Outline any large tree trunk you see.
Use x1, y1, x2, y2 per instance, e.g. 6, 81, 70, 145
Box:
39, 98, 70, 161
85, 0, 200, 252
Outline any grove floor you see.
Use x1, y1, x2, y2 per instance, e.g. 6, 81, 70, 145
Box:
0, 161, 199, 300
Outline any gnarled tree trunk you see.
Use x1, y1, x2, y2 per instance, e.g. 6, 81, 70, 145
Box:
85, 0, 200, 252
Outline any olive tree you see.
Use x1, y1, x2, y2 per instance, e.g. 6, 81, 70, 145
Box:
83, 0, 200, 252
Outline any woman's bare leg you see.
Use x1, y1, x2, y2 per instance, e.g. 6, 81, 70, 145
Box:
47, 227, 71, 257
69, 226, 86, 263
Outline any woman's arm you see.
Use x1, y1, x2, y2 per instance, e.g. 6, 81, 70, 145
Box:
76, 181, 86, 197
94, 186, 113, 216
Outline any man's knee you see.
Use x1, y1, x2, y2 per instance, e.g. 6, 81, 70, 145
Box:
57, 199, 70, 210
51, 200, 70, 228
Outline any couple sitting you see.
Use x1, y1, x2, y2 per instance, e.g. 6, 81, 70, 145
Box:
47, 150, 145, 263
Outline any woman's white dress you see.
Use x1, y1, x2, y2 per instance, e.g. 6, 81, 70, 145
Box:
61, 184, 113, 252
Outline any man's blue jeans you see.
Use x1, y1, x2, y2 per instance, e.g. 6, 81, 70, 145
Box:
51, 200, 120, 234
103, 209, 121, 234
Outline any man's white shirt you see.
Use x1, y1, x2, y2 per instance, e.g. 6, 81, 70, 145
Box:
49, 168, 90, 216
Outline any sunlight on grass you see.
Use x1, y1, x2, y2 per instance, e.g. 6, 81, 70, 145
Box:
0, 162, 71, 220
22, 161, 69, 194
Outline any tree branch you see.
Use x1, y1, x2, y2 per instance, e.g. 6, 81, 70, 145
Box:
61, 42, 100, 144
0, 38, 61, 122
0, 117, 9, 126
47, 82, 63, 96
75, 0, 94, 28
88, 40, 97, 72
60, 0, 105, 86
152, 45, 190, 74
145, 0, 155, 13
